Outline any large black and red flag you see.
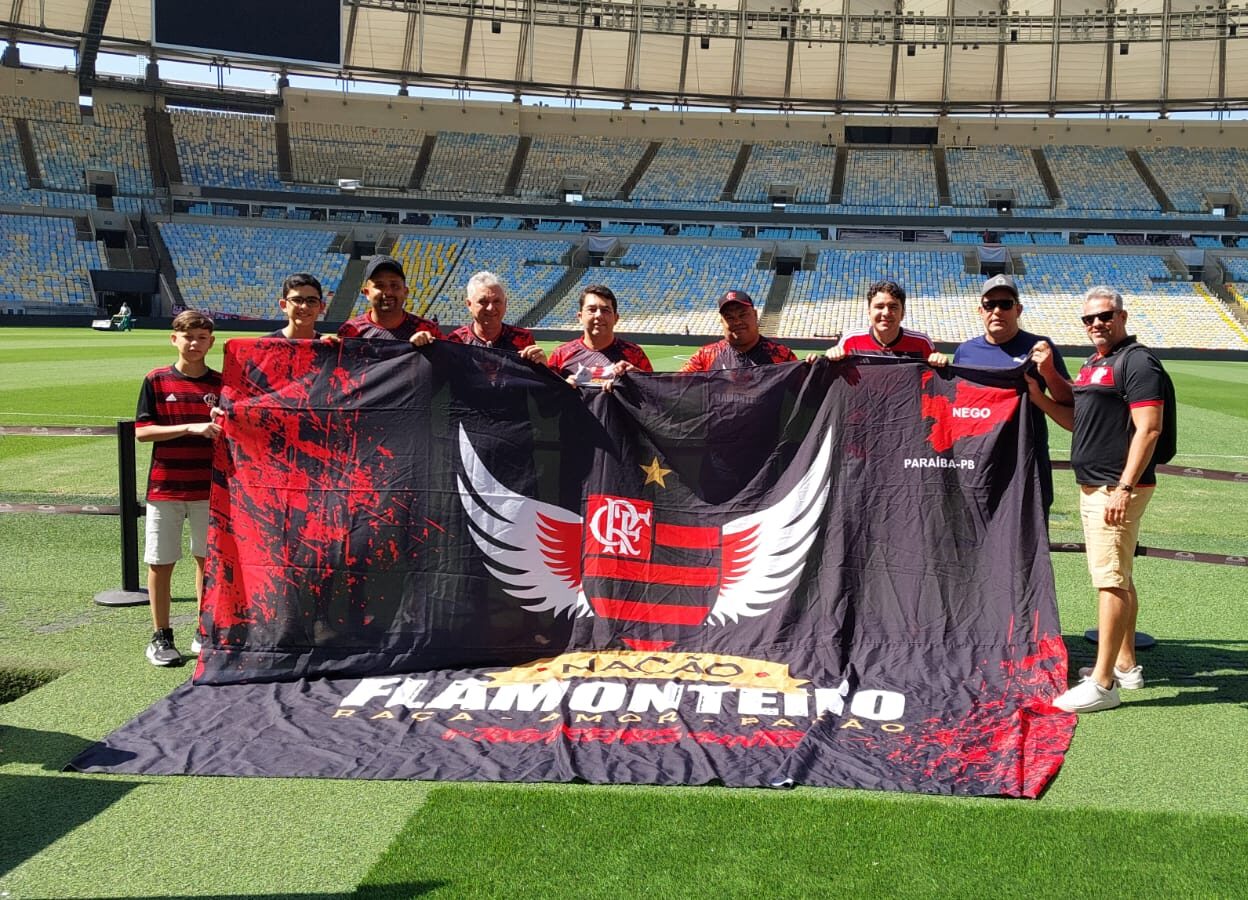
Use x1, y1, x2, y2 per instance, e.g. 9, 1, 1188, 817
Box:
70, 339, 1074, 797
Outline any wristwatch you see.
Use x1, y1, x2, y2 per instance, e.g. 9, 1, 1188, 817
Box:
1112, 482, 1134, 493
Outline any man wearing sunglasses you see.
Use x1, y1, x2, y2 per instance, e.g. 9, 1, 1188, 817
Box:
1029, 286, 1167, 714
929, 274, 1072, 513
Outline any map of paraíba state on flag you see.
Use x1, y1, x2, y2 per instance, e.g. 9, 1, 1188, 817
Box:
70, 339, 1075, 797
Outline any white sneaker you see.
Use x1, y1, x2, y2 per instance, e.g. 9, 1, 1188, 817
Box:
1053, 677, 1121, 713
1078, 664, 1143, 690
190, 637, 202, 655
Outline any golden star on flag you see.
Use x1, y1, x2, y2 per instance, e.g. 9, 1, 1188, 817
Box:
640, 456, 673, 488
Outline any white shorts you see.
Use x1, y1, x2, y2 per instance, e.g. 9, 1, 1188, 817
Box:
144, 499, 210, 565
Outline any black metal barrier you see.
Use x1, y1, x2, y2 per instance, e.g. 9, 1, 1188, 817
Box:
0, 421, 148, 606
93, 420, 148, 607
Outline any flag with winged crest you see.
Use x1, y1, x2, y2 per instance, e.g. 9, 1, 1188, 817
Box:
70, 340, 1074, 797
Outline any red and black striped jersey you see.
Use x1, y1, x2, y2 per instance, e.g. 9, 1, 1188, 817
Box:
338, 311, 444, 342
548, 338, 653, 384
136, 365, 222, 501
445, 323, 536, 352
680, 337, 798, 372
838, 327, 935, 358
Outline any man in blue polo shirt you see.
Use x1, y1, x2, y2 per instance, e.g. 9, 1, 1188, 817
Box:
930, 274, 1072, 514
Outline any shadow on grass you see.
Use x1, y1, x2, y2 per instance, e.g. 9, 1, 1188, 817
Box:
47, 888, 446, 899
1062, 635, 1247, 706
1, 723, 145, 878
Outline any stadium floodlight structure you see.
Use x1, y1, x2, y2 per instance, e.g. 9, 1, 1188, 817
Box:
4, 0, 1248, 114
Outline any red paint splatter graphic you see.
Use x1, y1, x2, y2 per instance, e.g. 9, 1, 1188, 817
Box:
201, 338, 440, 681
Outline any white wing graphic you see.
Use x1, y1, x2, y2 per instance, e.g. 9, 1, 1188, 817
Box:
708, 435, 832, 625
456, 425, 591, 618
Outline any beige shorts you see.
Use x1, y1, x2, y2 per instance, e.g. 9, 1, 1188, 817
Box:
144, 499, 210, 565
1079, 484, 1154, 589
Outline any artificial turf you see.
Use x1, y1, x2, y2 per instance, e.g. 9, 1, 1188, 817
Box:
1, 326, 1245, 898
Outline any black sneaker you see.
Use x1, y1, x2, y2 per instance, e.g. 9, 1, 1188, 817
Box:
145, 628, 182, 667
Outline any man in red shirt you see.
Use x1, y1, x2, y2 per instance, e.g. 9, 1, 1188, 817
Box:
445, 271, 546, 365
681, 290, 797, 371
337, 255, 442, 345
548, 284, 652, 386
825, 279, 935, 361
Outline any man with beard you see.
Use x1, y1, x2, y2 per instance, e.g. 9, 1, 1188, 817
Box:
337, 256, 442, 345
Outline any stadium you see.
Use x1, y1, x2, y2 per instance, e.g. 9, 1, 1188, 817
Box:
1, 1, 1246, 897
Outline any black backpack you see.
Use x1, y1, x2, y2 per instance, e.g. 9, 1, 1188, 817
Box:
1108, 342, 1178, 465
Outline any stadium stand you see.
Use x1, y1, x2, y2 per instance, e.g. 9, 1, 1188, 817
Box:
630, 139, 739, 203
0, 96, 79, 122
1137, 146, 1248, 214
518, 134, 648, 200
31, 103, 154, 195
422, 238, 574, 323
1, 77, 1244, 352
289, 121, 423, 188
0, 214, 107, 310
421, 132, 519, 196
945, 146, 1049, 207
158, 223, 349, 318
734, 141, 838, 203
170, 109, 287, 191
1012, 252, 1247, 349
779, 250, 981, 341
537, 244, 772, 334
1044, 145, 1159, 213
840, 149, 939, 209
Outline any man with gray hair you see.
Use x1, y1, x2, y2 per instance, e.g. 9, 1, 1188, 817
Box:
444, 271, 546, 365
1029, 286, 1169, 714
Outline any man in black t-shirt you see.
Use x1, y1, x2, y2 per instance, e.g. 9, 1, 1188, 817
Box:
1029, 286, 1167, 714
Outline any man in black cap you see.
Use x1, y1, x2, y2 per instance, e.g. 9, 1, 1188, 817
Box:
680, 290, 797, 371
337, 255, 443, 344
929, 273, 1072, 513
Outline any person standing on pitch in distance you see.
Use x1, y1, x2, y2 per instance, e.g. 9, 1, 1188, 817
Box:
1029, 286, 1168, 713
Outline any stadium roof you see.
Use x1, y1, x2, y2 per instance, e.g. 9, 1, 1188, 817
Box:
7, 0, 1248, 114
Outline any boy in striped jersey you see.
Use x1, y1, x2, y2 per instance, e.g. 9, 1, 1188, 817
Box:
135, 310, 222, 666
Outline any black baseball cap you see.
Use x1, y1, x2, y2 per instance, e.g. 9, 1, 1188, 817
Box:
980, 274, 1019, 299
363, 255, 406, 283
717, 290, 755, 310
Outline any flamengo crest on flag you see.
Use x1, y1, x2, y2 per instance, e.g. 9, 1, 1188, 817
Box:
457, 424, 832, 631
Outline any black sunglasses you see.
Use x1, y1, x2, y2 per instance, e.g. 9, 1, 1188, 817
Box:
981, 298, 1016, 312
1081, 309, 1117, 326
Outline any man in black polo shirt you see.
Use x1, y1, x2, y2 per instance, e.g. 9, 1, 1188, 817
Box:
1030, 286, 1167, 714
680, 290, 797, 371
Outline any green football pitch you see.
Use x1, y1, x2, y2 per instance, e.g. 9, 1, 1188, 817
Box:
1, 326, 1246, 898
